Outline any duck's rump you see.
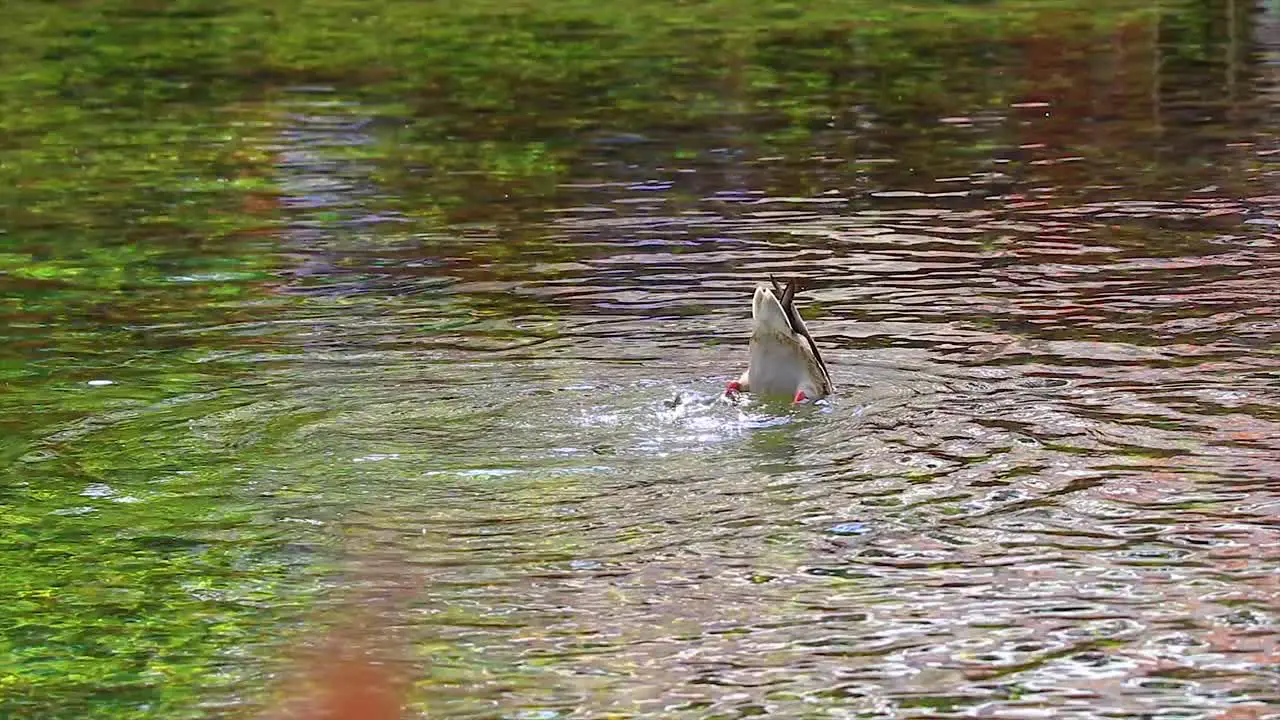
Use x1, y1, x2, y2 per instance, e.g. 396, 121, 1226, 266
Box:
769, 277, 833, 392
747, 330, 818, 396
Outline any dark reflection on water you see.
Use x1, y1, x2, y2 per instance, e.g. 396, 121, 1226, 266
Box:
3, 1, 1280, 719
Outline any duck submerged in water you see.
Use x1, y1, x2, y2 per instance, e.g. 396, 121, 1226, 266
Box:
726, 277, 834, 403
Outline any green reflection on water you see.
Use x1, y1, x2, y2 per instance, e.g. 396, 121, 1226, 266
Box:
0, 0, 1257, 716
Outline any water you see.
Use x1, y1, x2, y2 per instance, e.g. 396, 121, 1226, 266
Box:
1, 1, 1278, 718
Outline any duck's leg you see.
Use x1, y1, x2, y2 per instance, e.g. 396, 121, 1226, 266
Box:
725, 371, 749, 399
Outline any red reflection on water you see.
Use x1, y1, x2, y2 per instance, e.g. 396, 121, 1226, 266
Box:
258, 635, 409, 720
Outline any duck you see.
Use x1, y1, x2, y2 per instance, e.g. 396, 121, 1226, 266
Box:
725, 277, 834, 403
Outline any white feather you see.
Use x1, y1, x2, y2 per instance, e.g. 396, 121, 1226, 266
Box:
738, 282, 833, 400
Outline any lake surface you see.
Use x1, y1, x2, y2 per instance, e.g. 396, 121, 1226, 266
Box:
1, 1, 1278, 718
